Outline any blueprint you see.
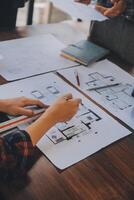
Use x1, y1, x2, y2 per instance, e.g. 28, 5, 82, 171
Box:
58, 59, 134, 129
0, 72, 131, 169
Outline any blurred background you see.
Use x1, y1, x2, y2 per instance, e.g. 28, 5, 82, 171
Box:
17, 0, 71, 26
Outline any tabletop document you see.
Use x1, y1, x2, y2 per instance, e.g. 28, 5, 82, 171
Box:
0, 34, 77, 81
0, 72, 131, 169
58, 59, 134, 129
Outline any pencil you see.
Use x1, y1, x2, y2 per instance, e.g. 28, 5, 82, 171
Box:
88, 83, 121, 91
74, 69, 80, 86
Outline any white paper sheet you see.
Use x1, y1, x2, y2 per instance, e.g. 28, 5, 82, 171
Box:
0, 72, 131, 169
58, 60, 134, 129
51, 0, 107, 21
0, 34, 77, 81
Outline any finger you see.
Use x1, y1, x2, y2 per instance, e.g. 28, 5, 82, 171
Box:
16, 107, 34, 117
95, 5, 107, 14
104, 8, 116, 16
104, 10, 118, 17
68, 98, 81, 107
74, 98, 81, 106
22, 98, 49, 108
63, 93, 73, 100
104, 10, 111, 16
113, 2, 118, 8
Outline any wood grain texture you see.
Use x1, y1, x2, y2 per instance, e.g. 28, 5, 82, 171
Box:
0, 26, 134, 200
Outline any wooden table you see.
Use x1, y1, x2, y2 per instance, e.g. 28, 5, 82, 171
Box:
0, 23, 134, 200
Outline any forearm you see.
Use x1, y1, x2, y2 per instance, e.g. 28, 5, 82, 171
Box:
26, 112, 56, 146
0, 99, 7, 113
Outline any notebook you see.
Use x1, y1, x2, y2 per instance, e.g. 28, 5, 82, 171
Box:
61, 40, 109, 66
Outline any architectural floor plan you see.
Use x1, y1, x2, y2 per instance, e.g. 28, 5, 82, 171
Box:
46, 103, 101, 144
59, 59, 134, 129
0, 72, 131, 169
85, 72, 133, 111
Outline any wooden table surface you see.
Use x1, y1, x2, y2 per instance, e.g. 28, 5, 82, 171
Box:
0, 24, 134, 200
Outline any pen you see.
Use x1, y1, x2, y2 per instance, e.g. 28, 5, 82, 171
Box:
74, 69, 80, 87
87, 83, 121, 91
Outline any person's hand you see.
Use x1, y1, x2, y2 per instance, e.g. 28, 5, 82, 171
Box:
104, 0, 126, 17
96, 0, 126, 17
95, 4, 107, 15
44, 93, 81, 123
74, 0, 91, 5
27, 94, 81, 145
0, 97, 47, 116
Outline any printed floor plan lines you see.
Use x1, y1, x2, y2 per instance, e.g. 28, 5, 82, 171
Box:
0, 72, 131, 169
58, 59, 134, 129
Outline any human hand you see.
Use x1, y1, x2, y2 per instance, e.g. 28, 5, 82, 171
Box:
95, 4, 107, 15
27, 94, 81, 145
44, 93, 81, 123
95, 0, 126, 17
104, 0, 126, 17
74, 0, 91, 5
0, 97, 47, 116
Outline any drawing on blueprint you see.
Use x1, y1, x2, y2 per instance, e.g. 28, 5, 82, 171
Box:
0, 72, 131, 169
46, 103, 101, 144
28, 84, 102, 145
85, 72, 133, 111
